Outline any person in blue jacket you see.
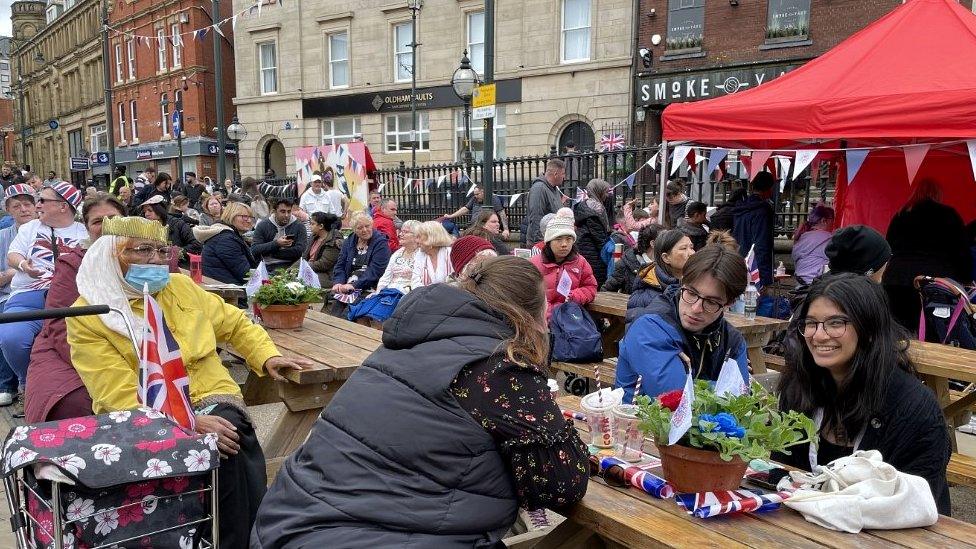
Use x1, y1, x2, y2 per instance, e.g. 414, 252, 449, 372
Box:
616, 244, 750, 401
331, 212, 391, 315
193, 201, 259, 285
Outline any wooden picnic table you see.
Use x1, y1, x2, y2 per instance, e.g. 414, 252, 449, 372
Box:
540, 395, 976, 549
587, 292, 790, 372
227, 309, 382, 474
180, 269, 247, 304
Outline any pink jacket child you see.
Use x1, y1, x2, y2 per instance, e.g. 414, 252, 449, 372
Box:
530, 252, 598, 323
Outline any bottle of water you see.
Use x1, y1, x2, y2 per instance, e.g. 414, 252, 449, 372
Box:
744, 283, 758, 320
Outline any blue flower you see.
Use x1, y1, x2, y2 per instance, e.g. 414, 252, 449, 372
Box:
699, 412, 746, 438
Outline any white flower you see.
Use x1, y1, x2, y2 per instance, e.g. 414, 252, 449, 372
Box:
179, 528, 197, 549
93, 508, 119, 536
66, 498, 95, 522
91, 444, 122, 465
8, 447, 37, 468
142, 458, 172, 478
183, 449, 211, 472
10, 425, 30, 442
108, 411, 131, 423
51, 454, 87, 476
285, 281, 305, 294
140, 408, 165, 420
62, 532, 76, 547
202, 433, 218, 451
141, 495, 158, 515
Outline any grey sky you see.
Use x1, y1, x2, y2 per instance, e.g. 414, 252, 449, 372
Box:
1, 2, 12, 37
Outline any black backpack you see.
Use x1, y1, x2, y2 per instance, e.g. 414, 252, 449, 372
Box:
549, 301, 604, 363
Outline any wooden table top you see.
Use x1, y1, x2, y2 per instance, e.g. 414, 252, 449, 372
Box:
555, 395, 976, 548
588, 292, 791, 334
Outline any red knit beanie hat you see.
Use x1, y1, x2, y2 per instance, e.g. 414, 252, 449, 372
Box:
451, 236, 494, 274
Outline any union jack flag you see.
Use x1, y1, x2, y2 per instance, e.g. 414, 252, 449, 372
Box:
599, 133, 625, 152
138, 292, 195, 430
675, 489, 789, 518
745, 244, 762, 288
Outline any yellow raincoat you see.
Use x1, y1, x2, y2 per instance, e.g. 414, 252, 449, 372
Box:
67, 274, 280, 414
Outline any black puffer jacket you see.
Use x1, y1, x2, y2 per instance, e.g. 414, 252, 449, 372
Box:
573, 199, 611, 287
773, 367, 951, 516
601, 248, 648, 295
252, 285, 523, 548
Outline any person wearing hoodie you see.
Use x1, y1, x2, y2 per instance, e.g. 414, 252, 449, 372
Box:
253, 257, 588, 548
677, 201, 710, 250
615, 244, 749, 402
194, 201, 259, 285
573, 178, 612, 287
626, 229, 695, 322
529, 212, 597, 322
731, 171, 776, 287
525, 159, 567, 244
250, 197, 309, 274
602, 223, 665, 295
664, 179, 689, 229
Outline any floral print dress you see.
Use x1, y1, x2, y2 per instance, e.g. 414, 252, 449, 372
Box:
451, 358, 589, 511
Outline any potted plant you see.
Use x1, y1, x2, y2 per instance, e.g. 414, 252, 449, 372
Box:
636, 380, 816, 493
253, 268, 323, 329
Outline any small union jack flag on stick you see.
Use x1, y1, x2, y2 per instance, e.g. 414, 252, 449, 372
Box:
138, 285, 195, 430
744, 244, 762, 289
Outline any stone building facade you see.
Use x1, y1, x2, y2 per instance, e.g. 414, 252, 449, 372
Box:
633, 0, 909, 146
108, 0, 237, 181
232, 0, 635, 176
11, 0, 110, 186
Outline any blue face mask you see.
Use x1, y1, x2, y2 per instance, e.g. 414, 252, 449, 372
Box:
125, 264, 171, 294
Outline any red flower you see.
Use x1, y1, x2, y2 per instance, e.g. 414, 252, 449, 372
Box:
117, 501, 145, 527
126, 481, 158, 499
164, 476, 189, 494
59, 417, 98, 439
29, 428, 65, 448
135, 438, 177, 453
657, 389, 684, 412
132, 416, 152, 427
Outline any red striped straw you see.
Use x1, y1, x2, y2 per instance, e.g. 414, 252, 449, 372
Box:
633, 375, 642, 405
595, 363, 604, 406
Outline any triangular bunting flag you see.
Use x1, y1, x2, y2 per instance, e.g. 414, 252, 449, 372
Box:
213, 24, 225, 37
845, 149, 870, 185
645, 151, 659, 169
777, 158, 791, 192
509, 193, 522, 208
232, 15, 238, 31
377, 183, 386, 193
792, 150, 818, 181
466, 180, 476, 196
705, 149, 729, 178
687, 149, 697, 168
739, 155, 752, 179
903, 144, 930, 185
621, 173, 636, 190
968, 140, 976, 183
750, 150, 773, 177
670, 145, 692, 175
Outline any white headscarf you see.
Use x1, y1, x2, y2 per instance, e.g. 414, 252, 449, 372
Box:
76, 235, 148, 339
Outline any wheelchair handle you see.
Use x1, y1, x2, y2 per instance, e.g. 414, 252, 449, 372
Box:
0, 305, 111, 325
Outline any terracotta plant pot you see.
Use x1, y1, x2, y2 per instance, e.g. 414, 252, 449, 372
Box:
258, 303, 309, 329
657, 443, 748, 493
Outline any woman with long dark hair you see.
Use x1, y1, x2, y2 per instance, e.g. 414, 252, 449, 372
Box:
573, 178, 612, 286
775, 274, 951, 514
254, 256, 588, 547
626, 229, 695, 322
463, 209, 510, 256
305, 211, 343, 289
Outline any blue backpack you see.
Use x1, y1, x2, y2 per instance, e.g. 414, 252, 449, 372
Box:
549, 301, 604, 363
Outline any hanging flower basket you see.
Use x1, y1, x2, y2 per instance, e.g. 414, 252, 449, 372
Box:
258, 303, 309, 329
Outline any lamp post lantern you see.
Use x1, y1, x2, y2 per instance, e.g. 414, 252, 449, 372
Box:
451, 50, 480, 168
226, 115, 248, 184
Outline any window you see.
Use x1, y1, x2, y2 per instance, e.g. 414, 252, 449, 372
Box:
561, 0, 591, 63
455, 107, 506, 162
259, 42, 278, 94
65, 0, 76, 9
130, 101, 139, 141
46, 6, 58, 23
160, 93, 170, 136
126, 39, 136, 80
666, 0, 705, 51
385, 113, 429, 152
157, 29, 168, 71
0, 75, 8, 83
329, 32, 349, 89
0, 62, 9, 70
68, 130, 84, 158
118, 103, 127, 142
321, 117, 361, 147
766, 0, 811, 42
171, 24, 183, 68
90, 123, 107, 153
394, 22, 413, 83
114, 44, 123, 83
467, 12, 485, 75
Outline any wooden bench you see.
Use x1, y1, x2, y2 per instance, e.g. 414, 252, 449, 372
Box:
949, 453, 976, 489
587, 291, 790, 372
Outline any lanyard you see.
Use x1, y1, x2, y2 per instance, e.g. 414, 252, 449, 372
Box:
808, 408, 865, 472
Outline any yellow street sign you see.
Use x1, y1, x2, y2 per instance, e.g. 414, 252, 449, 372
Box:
472, 84, 496, 108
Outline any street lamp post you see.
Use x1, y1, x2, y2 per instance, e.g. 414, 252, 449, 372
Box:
407, 0, 423, 173
226, 116, 248, 184
213, 0, 227, 184
451, 50, 480, 168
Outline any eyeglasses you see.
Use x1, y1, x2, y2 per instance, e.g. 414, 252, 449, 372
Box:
234, 214, 254, 222
799, 318, 850, 338
37, 197, 66, 205
123, 245, 175, 260
679, 286, 726, 314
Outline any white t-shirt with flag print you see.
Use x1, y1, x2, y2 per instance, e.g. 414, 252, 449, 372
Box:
9, 219, 89, 296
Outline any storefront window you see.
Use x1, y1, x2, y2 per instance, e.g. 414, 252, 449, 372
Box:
90, 124, 108, 153
766, 0, 811, 42
666, 0, 704, 52
454, 107, 506, 162
385, 113, 429, 153
321, 117, 361, 147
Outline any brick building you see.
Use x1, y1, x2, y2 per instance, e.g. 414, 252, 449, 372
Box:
109, 0, 237, 182
632, 0, 959, 146
0, 99, 15, 166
